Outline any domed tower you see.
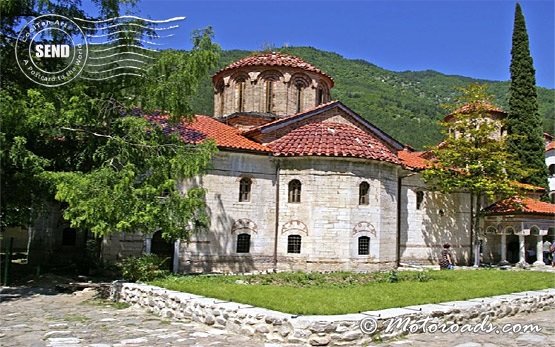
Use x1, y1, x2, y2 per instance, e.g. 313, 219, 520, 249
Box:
212, 52, 334, 123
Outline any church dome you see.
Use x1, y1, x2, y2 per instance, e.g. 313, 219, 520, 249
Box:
213, 52, 334, 85
212, 52, 334, 119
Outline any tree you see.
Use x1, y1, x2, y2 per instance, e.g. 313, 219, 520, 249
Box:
422, 84, 529, 266
506, 3, 548, 191
0, 1, 220, 243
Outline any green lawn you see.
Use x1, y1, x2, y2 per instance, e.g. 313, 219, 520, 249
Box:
150, 270, 555, 315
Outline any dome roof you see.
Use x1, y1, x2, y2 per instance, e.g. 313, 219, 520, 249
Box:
444, 101, 506, 122
213, 52, 333, 85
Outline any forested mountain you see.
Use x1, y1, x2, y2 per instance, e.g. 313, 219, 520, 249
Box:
189, 47, 554, 149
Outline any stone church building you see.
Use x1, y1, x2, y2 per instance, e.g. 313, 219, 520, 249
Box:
101, 52, 555, 273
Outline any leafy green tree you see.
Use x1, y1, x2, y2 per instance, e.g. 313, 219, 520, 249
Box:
422, 84, 528, 266
506, 3, 548, 190
0, 1, 220, 243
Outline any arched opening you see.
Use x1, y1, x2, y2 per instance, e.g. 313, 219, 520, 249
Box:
359, 182, 370, 205
239, 177, 252, 202
236, 79, 246, 112
288, 179, 302, 203
151, 230, 174, 271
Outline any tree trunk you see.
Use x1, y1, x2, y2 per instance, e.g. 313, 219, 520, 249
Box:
473, 193, 482, 267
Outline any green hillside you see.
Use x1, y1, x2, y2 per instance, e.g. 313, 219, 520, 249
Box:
189, 47, 554, 149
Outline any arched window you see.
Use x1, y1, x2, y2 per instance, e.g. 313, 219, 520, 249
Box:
236, 233, 251, 253
549, 164, 555, 176
416, 191, 424, 210
287, 235, 301, 253
358, 236, 370, 255
295, 83, 303, 113
359, 182, 370, 205
265, 80, 273, 113
236, 80, 246, 112
239, 177, 252, 202
215, 80, 225, 116
316, 87, 324, 105
288, 179, 301, 203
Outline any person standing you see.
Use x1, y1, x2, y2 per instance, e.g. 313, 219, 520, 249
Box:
543, 239, 552, 265
439, 243, 454, 270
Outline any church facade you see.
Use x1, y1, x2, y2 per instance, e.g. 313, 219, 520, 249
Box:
101, 52, 555, 273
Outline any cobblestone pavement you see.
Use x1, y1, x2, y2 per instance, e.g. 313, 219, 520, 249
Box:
0, 287, 553, 347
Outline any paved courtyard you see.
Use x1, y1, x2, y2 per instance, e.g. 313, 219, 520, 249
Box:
1, 286, 554, 347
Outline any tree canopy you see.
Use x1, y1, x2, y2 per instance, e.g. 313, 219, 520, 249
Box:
506, 3, 549, 191
0, 0, 220, 239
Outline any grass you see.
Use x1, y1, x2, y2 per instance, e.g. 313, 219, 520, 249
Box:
150, 270, 555, 315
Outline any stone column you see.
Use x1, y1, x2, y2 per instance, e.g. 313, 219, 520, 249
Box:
533, 235, 544, 266
499, 234, 508, 265
518, 235, 526, 265
144, 236, 152, 254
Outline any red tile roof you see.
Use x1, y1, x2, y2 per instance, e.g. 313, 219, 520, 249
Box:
147, 115, 270, 153
546, 141, 555, 151
268, 122, 401, 164
398, 150, 431, 169
213, 52, 333, 85
483, 196, 555, 215
444, 102, 506, 122
242, 100, 339, 135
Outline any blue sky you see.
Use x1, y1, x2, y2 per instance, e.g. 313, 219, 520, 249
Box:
82, 0, 554, 88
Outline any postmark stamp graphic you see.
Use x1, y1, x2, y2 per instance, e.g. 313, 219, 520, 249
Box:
15, 14, 88, 87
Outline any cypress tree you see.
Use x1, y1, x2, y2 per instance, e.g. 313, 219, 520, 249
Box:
507, 3, 548, 190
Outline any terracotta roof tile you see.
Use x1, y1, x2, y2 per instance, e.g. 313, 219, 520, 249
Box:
268, 122, 401, 164
398, 150, 430, 169
444, 102, 506, 122
147, 115, 270, 153
213, 52, 333, 84
483, 196, 555, 215
242, 100, 339, 135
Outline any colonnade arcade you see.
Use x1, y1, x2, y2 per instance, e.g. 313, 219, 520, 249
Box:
481, 215, 555, 265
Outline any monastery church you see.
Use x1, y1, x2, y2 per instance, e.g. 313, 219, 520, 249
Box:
97, 52, 555, 273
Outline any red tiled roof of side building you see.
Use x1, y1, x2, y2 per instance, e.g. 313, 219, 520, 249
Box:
483, 196, 555, 215
268, 122, 401, 164
444, 102, 506, 122
213, 52, 334, 85
147, 114, 271, 153
397, 149, 431, 170
546, 141, 555, 151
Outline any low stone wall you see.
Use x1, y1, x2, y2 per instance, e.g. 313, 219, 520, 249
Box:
110, 282, 555, 346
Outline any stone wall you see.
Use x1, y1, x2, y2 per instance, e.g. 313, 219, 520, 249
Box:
111, 281, 555, 346
399, 174, 473, 265
178, 151, 278, 273
276, 157, 399, 272
177, 153, 400, 273
101, 232, 145, 262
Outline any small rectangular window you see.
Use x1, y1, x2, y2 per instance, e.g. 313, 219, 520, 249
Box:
236, 233, 251, 253
358, 236, 370, 255
287, 235, 301, 254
